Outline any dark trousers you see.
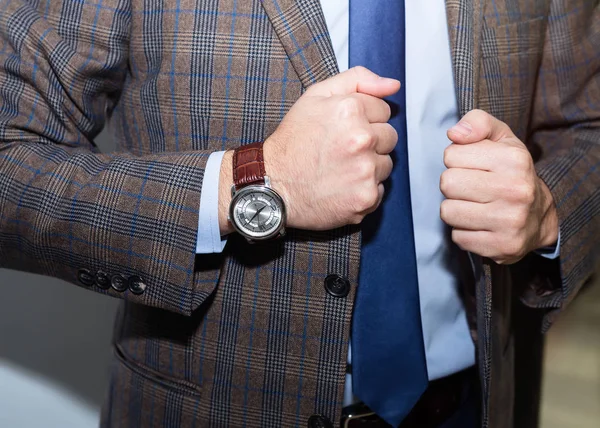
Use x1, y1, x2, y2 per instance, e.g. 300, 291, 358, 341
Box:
437, 387, 478, 428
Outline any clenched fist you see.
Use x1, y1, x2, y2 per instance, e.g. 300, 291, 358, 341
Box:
440, 109, 559, 265
261, 66, 400, 230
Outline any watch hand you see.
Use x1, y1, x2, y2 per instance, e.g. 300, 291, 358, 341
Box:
249, 205, 267, 224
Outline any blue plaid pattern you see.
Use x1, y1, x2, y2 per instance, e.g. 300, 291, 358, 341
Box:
1, 0, 598, 426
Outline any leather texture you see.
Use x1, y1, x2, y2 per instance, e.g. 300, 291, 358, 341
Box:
0, 0, 598, 427
233, 142, 267, 189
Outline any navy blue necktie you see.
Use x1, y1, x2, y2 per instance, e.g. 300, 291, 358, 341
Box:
350, 1, 428, 425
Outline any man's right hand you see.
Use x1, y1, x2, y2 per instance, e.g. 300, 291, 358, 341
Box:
218, 66, 399, 235
264, 66, 399, 231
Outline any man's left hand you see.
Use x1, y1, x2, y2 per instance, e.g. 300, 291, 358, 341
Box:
440, 109, 559, 265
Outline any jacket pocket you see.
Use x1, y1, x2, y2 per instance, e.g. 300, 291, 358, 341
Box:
102, 346, 205, 428
114, 344, 202, 398
481, 17, 546, 58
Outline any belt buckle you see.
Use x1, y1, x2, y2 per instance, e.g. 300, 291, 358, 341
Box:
342, 409, 377, 428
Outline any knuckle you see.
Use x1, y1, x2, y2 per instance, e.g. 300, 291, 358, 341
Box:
440, 199, 451, 222
382, 101, 393, 121
484, 112, 495, 132
467, 109, 491, 129
389, 125, 399, 142
451, 229, 467, 250
443, 145, 454, 167
383, 155, 394, 177
381, 125, 399, 152
502, 237, 525, 258
439, 170, 453, 195
338, 96, 363, 118
353, 187, 379, 212
350, 131, 375, 153
512, 181, 535, 204
507, 147, 531, 170
507, 211, 526, 231
352, 65, 369, 77
356, 159, 376, 180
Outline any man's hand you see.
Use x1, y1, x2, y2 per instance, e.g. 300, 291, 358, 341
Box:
440, 109, 559, 265
252, 66, 400, 231
218, 66, 399, 234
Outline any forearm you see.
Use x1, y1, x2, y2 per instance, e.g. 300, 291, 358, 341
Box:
523, 125, 600, 323
218, 150, 235, 236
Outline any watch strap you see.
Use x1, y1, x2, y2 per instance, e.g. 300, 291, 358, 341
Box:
233, 142, 266, 189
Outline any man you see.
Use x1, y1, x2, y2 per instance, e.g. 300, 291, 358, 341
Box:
0, 0, 598, 426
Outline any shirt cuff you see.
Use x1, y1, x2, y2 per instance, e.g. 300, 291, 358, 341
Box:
196, 151, 228, 254
534, 229, 561, 260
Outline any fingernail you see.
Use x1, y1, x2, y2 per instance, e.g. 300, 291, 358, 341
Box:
378, 76, 400, 85
450, 121, 472, 137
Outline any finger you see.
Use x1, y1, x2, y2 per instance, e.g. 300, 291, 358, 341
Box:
363, 183, 386, 216
351, 93, 392, 123
451, 229, 497, 257
440, 168, 501, 203
440, 199, 496, 231
443, 139, 532, 174
451, 229, 523, 264
444, 140, 497, 170
447, 109, 516, 145
375, 154, 393, 182
307, 66, 401, 98
372, 123, 398, 154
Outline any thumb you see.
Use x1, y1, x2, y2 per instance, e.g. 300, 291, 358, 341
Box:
447, 109, 515, 144
307, 66, 401, 99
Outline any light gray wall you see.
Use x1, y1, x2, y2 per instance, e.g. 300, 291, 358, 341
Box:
0, 130, 118, 428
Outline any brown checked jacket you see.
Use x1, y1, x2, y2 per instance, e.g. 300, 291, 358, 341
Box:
0, 0, 598, 427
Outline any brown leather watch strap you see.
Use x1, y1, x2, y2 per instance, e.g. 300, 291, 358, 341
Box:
232, 142, 267, 189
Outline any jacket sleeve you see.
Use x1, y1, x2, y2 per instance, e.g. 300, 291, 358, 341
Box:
521, 0, 600, 331
0, 0, 219, 316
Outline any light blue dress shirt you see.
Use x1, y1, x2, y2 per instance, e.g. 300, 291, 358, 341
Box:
196, 0, 560, 407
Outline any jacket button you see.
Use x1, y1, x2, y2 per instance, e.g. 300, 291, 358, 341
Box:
307, 414, 333, 428
324, 274, 351, 298
128, 275, 147, 295
111, 274, 128, 292
95, 271, 110, 289
77, 269, 94, 287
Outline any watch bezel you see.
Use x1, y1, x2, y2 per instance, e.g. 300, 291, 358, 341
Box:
229, 184, 286, 241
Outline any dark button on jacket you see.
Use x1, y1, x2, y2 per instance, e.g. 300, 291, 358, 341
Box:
111, 274, 128, 292
307, 414, 333, 428
95, 270, 110, 289
324, 274, 351, 298
128, 275, 147, 295
77, 268, 94, 286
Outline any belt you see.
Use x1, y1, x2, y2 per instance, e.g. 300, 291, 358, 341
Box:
341, 367, 475, 428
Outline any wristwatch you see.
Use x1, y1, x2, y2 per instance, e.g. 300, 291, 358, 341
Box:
228, 142, 286, 241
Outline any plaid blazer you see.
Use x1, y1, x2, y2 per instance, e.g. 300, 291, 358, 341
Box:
1, 0, 598, 426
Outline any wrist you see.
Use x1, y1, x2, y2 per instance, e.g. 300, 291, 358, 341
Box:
263, 136, 294, 225
218, 150, 235, 236
537, 177, 559, 249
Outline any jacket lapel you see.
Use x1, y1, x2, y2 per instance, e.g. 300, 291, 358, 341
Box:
445, 0, 484, 116
260, 0, 338, 88
446, 1, 493, 427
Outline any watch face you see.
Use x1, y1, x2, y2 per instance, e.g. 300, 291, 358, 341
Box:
230, 186, 285, 240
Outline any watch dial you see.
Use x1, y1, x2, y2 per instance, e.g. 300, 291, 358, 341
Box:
233, 190, 283, 238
